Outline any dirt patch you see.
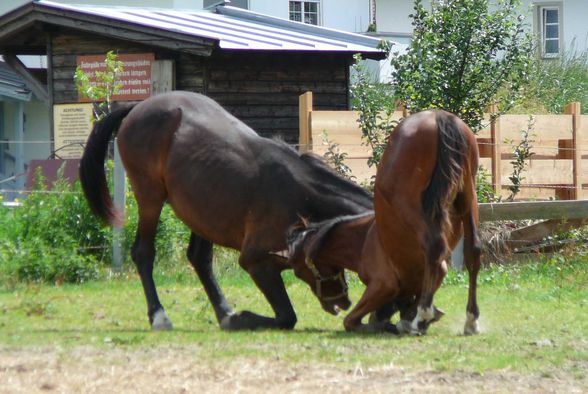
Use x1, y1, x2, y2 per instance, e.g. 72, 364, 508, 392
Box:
0, 346, 585, 393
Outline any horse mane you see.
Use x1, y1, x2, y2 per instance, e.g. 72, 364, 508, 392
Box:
422, 111, 468, 230
299, 152, 373, 207
305, 211, 374, 261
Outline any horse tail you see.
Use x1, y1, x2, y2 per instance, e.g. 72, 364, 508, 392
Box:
79, 105, 135, 227
422, 110, 468, 232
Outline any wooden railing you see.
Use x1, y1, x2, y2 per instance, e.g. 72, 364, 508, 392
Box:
299, 91, 587, 201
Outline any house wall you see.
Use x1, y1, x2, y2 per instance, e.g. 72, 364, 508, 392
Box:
0, 100, 50, 184
49, 30, 351, 143
50, 31, 179, 104
251, 1, 370, 32
375, 0, 587, 53
0, 1, 371, 33
523, 0, 588, 52
23, 101, 50, 162
207, 51, 350, 141
0, 0, 187, 15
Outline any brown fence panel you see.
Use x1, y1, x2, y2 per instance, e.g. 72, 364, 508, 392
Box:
299, 92, 583, 201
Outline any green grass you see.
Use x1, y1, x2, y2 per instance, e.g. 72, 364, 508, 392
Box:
0, 253, 586, 377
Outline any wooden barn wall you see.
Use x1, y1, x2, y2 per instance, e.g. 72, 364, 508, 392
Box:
50, 30, 201, 104
206, 51, 350, 143
49, 31, 350, 143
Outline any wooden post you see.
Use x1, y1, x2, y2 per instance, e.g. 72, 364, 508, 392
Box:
299, 91, 313, 153
488, 104, 502, 197
564, 102, 582, 199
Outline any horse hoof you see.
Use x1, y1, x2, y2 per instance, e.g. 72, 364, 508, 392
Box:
432, 306, 445, 322
152, 309, 173, 331
383, 322, 399, 334
463, 312, 479, 336
219, 311, 276, 331
396, 319, 412, 335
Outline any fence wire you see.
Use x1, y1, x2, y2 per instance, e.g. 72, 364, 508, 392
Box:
2, 138, 588, 197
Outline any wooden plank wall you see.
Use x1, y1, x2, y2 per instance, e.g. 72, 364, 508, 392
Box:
51, 31, 178, 104
208, 52, 350, 144
50, 35, 352, 145
300, 92, 585, 200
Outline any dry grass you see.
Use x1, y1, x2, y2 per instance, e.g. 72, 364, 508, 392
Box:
1, 346, 586, 394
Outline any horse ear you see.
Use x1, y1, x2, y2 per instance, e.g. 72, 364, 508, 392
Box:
297, 214, 310, 228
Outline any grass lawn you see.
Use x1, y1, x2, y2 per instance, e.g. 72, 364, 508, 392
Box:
0, 253, 586, 380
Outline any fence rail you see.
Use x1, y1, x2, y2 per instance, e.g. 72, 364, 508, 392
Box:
479, 199, 588, 222
299, 91, 587, 201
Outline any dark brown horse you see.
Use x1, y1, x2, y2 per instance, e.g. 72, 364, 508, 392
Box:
287, 109, 481, 335
79, 91, 373, 331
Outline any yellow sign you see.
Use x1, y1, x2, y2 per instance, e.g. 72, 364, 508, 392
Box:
53, 103, 94, 159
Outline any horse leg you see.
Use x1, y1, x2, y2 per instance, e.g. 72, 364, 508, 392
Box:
368, 301, 399, 326
411, 227, 449, 335
463, 212, 482, 335
131, 198, 171, 330
344, 280, 399, 334
220, 250, 295, 330
371, 295, 445, 335
186, 233, 235, 327
395, 296, 445, 334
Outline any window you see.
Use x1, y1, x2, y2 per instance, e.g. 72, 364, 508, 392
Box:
289, 1, 320, 25
538, 5, 561, 58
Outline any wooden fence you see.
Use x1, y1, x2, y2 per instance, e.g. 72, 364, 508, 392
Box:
299, 91, 588, 201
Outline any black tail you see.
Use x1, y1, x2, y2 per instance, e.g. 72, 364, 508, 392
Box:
422, 111, 468, 231
79, 105, 135, 226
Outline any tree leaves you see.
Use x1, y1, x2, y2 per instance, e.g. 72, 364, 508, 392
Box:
391, 0, 534, 132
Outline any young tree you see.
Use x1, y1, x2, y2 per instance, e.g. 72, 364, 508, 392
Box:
74, 50, 124, 120
391, 0, 534, 132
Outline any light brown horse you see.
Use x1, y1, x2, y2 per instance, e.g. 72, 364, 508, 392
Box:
287, 109, 481, 335
79, 91, 373, 331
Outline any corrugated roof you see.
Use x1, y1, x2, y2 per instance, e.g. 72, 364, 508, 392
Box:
33, 1, 385, 55
0, 60, 31, 101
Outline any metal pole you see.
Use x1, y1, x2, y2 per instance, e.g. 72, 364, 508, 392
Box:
14, 101, 25, 200
112, 138, 125, 272
451, 236, 464, 271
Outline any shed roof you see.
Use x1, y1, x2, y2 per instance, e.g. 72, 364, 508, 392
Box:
0, 1, 386, 59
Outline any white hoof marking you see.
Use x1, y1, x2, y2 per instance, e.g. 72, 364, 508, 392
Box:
152, 309, 173, 331
463, 312, 479, 336
410, 306, 435, 334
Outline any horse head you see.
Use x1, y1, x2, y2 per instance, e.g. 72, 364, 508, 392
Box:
286, 217, 352, 315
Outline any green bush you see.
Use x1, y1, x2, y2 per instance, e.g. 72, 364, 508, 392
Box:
0, 165, 191, 286
0, 169, 107, 285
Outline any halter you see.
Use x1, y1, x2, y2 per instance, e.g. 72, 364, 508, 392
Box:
304, 257, 348, 302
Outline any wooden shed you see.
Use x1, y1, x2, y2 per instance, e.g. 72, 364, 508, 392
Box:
0, 0, 384, 144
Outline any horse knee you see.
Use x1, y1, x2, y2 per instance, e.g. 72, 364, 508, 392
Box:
422, 227, 447, 264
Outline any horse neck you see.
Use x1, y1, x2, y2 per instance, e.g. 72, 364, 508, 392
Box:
316, 214, 374, 273
300, 155, 373, 217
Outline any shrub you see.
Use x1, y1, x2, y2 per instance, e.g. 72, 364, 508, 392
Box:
0, 169, 107, 285
0, 165, 191, 286
514, 44, 588, 114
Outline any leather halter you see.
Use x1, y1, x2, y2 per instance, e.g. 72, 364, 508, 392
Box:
304, 257, 348, 302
